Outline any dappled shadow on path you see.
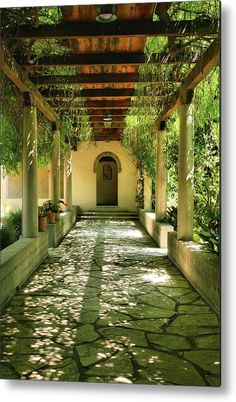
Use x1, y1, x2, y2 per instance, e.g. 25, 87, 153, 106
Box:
0, 219, 220, 385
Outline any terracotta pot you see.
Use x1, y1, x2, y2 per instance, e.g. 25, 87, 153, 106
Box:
38, 216, 47, 232
48, 211, 56, 224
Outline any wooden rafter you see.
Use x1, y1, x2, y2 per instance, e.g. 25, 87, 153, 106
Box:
87, 109, 128, 116
51, 100, 131, 109
89, 122, 124, 128
15, 19, 219, 40
42, 88, 170, 99
54, 108, 129, 115
23, 52, 198, 68
30, 73, 181, 86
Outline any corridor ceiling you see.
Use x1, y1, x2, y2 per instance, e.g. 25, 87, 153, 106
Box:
0, 2, 220, 144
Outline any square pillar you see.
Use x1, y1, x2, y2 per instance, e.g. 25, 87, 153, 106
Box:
177, 90, 194, 240
143, 172, 152, 211
22, 93, 38, 238
50, 124, 61, 203
155, 121, 167, 221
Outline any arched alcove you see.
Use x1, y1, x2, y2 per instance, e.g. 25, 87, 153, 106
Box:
94, 152, 121, 206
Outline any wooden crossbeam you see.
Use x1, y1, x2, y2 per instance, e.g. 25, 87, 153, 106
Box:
30, 73, 181, 86
0, 40, 58, 123
54, 106, 130, 113
41, 88, 168, 99
89, 122, 124, 128
51, 100, 131, 109
15, 19, 219, 40
159, 38, 220, 121
43, 88, 133, 99
87, 109, 128, 116
23, 52, 198, 68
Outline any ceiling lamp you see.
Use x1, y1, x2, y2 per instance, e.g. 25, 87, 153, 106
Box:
96, 4, 117, 23
103, 113, 112, 122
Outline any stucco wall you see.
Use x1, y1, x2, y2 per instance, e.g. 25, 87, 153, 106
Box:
72, 141, 138, 212
1, 167, 50, 213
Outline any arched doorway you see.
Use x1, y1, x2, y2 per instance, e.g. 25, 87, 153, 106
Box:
96, 156, 118, 206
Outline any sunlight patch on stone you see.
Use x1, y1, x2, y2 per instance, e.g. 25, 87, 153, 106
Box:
142, 272, 171, 284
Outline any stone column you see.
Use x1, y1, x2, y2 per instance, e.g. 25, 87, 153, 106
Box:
50, 124, 60, 203
65, 151, 72, 211
143, 172, 152, 211
155, 121, 167, 221
177, 90, 194, 240
22, 93, 38, 238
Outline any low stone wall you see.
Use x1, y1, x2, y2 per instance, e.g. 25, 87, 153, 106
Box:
139, 209, 174, 248
168, 231, 220, 315
46, 207, 77, 248
0, 232, 48, 310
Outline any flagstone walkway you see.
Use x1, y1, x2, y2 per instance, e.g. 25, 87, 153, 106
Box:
0, 219, 220, 386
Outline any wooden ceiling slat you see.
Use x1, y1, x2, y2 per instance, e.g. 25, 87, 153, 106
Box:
22, 52, 198, 68
42, 88, 170, 99
30, 73, 181, 86
15, 19, 218, 40
87, 109, 128, 116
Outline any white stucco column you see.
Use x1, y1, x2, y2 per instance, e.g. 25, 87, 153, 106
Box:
177, 90, 194, 240
22, 94, 38, 238
155, 121, 167, 221
50, 124, 61, 203
143, 172, 152, 211
65, 151, 72, 211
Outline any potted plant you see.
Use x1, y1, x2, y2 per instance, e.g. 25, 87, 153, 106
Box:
38, 205, 47, 231
57, 199, 67, 216
43, 200, 57, 224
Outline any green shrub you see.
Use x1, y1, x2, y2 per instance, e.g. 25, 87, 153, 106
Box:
0, 209, 22, 250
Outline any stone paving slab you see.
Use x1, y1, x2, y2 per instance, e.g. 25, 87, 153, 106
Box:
0, 219, 220, 386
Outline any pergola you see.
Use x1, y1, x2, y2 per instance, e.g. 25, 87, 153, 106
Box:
0, 1, 220, 322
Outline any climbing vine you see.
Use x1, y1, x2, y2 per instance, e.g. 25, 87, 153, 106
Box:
122, 1, 220, 253
0, 71, 23, 175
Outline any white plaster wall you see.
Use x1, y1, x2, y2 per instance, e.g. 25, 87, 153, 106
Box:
72, 141, 138, 212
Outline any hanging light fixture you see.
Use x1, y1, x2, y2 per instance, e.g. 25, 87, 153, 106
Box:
96, 4, 117, 23
103, 113, 112, 122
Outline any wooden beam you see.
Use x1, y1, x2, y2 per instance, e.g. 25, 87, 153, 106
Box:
15, 19, 219, 40
90, 122, 124, 129
42, 88, 134, 99
23, 52, 198, 68
0, 41, 58, 123
88, 109, 128, 116
30, 73, 181, 86
42, 88, 168, 99
51, 100, 131, 109
54, 107, 129, 114
159, 38, 220, 121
